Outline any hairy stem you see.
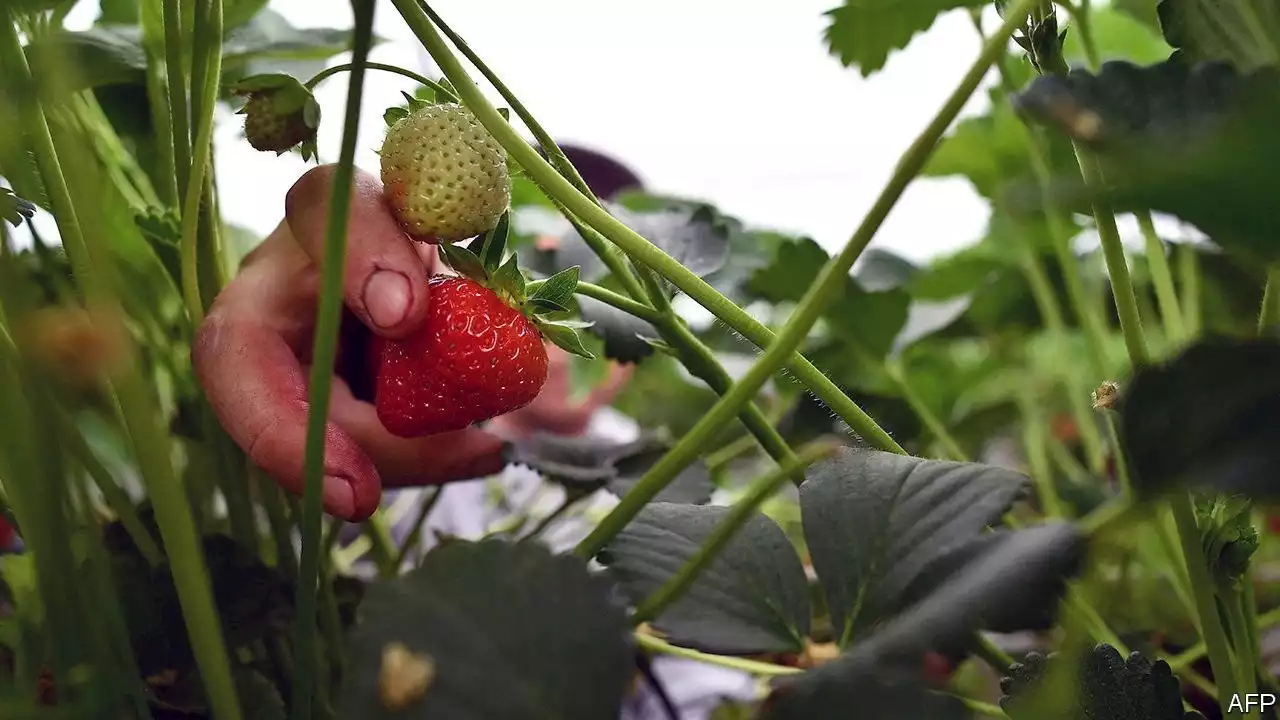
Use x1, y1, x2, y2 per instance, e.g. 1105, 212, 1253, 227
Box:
571, 281, 662, 323
291, 2, 376, 717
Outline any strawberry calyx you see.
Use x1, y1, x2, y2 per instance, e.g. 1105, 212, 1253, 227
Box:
434, 211, 595, 360
230, 73, 321, 161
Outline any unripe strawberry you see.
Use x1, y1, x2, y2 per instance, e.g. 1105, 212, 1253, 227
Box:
231, 73, 321, 161
380, 102, 510, 243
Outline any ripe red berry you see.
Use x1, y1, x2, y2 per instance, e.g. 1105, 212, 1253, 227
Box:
371, 275, 549, 437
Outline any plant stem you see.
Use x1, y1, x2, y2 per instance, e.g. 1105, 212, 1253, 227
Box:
257, 465, 298, 578
393, 488, 444, 568
1171, 494, 1241, 717
1258, 267, 1280, 333
1018, 386, 1065, 518
163, 0, 191, 201
305, 61, 457, 100
885, 358, 965, 461
573, 281, 662, 323
631, 442, 837, 623
522, 492, 580, 541
1136, 212, 1186, 342
1223, 585, 1259, 705
956, 696, 1008, 718
1171, 605, 1280, 670
1101, 411, 1130, 497
397, 0, 903, 455
363, 511, 399, 578
570, 0, 1036, 559
140, 0, 177, 205
974, 635, 1015, 673
291, 2, 376, 718
1178, 244, 1202, 338
178, 0, 222, 325
634, 632, 801, 677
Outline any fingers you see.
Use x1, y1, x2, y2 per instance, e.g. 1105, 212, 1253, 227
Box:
285, 165, 430, 340
329, 376, 508, 486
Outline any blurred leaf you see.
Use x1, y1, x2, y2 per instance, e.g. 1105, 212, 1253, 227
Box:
1157, 0, 1280, 69
1120, 337, 1280, 500
1115, 0, 1163, 29
619, 202, 732, 283
891, 297, 972, 354
1063, 5, 1174, 65
577, 296, 659, 364
800, 448, 1029, 647
1014, 60, 1280, 263
224, 0, 271, 32
823, 0, 988, 76
221, 9, 359, 82
96, 0, 138, 24
23, 28, 146, 97
234, 667, 287, 720
0, 187, 36, 227
612, 354, 722, 438
339, 539, 631, 719
855, 248, 918, 292
762, 662, 967, 719
1000, 644, 1204, 719
600, 503, 811, 654
1195, 493, 1257, 587
608, 435, 714, 505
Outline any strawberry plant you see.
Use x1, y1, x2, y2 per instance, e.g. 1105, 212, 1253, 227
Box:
1, 0, 1279, 718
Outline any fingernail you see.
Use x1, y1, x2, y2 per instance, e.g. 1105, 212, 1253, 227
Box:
364, 270, 411, 329
322, 476, 356, 519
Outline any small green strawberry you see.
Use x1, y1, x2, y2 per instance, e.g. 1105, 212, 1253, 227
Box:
369, 218, 595, 437
231, 73, 321, 161
379, 97, 510, 243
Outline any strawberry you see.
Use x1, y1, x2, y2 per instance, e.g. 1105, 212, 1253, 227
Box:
379, 100, 510, 243
231, 74, 321, 161
372, 275, 549, 437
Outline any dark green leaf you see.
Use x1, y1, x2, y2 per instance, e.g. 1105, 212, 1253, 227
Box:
1013, 60, 1280, 263
1000, 645, 1204, 720
437, 244, 488, 283
530, 266, 580, 308
1157, 0, 1280, 69
221, 9, 360, 81
762, 662, 967, 720
577, 296, 659, 364
339, 539, 632, 720
97, 0, 138, 24
855, 249, 918, 292
607, 435, 714, 505
800, 448, 1029, 646
537, 318, 596, 359
505, 432, 619, 492
0, 187, 36, 228
384, 106, 410, 127
23, 28, 146, 97
823, 0, 988, 76
619, 203, 731, 284
600, 503, 811, 654
1119, 337, 1280, 500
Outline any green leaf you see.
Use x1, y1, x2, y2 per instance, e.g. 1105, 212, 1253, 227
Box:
1013, 60, 1280, 264
475, 211, 511, 272
23, 28, 146, 98
1000, 644, 1204, 719
762, 665, 968, 720
823, 0, 988, 77
1195, 493, 1258, 586
221, 9, 362, 81
384, 106, 410, 127
528, 298, 569, 314
490, 254, 526, 304
530, 266, 580, 308
800, 448, 1029, 647
599, 503, 811, 654
1062, 5, 1174, 65
536, 319, 596, 360
855, 248, 918, 292
224, 0, 271, 33
607, 435, 714, 505
1119, 337, 1280, 500
228, 72, 298, 93
436, 244, 488, 283
577, 296, 659, 364
338, 539, 632, 719
1115, 0, 1163, 30
1157, 0, 1280, 69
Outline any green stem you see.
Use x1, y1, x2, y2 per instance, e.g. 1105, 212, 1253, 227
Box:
396, 0, 903, 455
1223, 584, 1259, 708
522, 492, 581, 541
886, 358, 965, 461
974, 635, 1015, 673
957, 696, 1008, 718
569, 0, 1036, 559
572, 281, 661, 323
1171, 494, 1241, 717
163, 0, 191, 200
1101, 411, 1130, 498
291, 2, 376, 718
1178, 244, 1203, 338
634, 632, 801, 676
305, 61, 457, 100
363, 511, 399, 578
178, 0, 222, 325
140, 0, 177, 206
392, 488, 443, 569
1137, 212, 1186, 342
1257, 267, 1280, 333
1018, 386, 1065, 517
631, 442, 837, 623
1171, 606, 1280, 670
256, 465, 298, 578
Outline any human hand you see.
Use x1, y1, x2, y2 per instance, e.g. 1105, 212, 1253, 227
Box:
194, 166, 508, 521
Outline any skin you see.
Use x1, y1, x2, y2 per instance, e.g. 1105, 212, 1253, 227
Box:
194, 165, 631, 521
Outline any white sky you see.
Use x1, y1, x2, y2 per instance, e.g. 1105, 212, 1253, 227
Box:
55, 0, 1185, 265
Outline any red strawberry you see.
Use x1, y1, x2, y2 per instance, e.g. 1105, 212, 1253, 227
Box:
372, 275, 550, 437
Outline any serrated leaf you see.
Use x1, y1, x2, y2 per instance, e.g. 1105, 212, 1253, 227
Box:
1000, 644, 1204, 720
600, 503, 811, 654
491, 255, 526, 304
577, 296, 660, 364
338, 539, 632, 719
437, 244, 488, 283
1013, 60, 1280, 263
823, 0, 989, 77
800, 448, 1030, 647
530, 266, 580, 308
537, 319, 596, 359
1157, 0, 1280, 69
1119, 337, 1280, 500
